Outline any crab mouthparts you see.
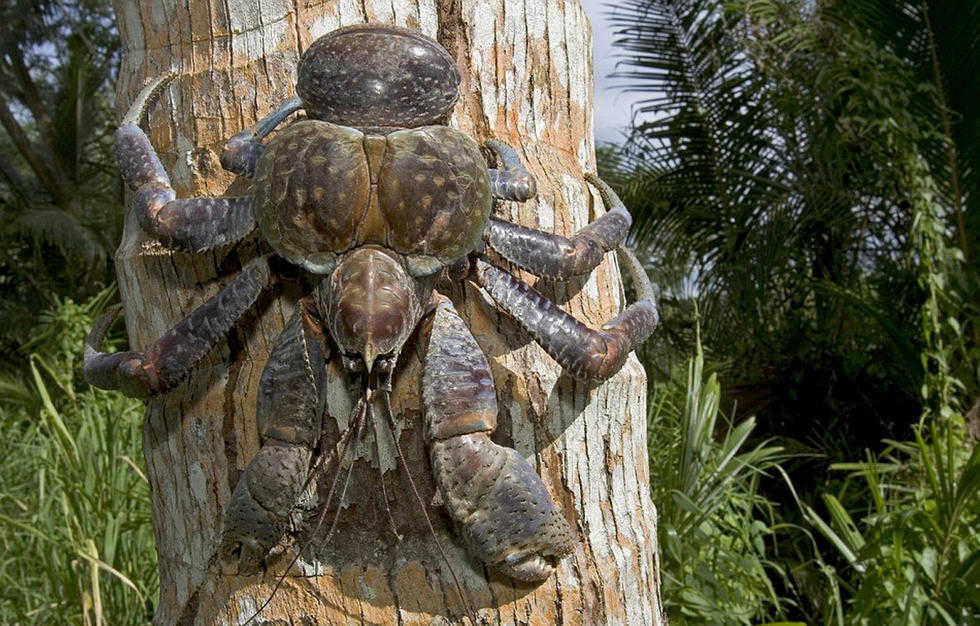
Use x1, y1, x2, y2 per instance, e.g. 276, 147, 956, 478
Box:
361, 343, 380, 375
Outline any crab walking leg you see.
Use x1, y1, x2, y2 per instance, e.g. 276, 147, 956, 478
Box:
486, 140, 537, 201
219, 301, 329, 573
220, 96, 303, 178
485, 173, 632, 279
83, 256, 271, 397
114, 76, 257, 251
473, 258, 658, 380
424, 297, 574, 581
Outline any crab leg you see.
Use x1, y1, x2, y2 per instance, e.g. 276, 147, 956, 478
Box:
220, 96, 303, 178
83, 255, 271, 397
219, 300, 330, 573
486, 140, 537, 202
485, 174, 631, 279
115, 76, 257, 251
423, 296, 574, 581
473, 257, 657, 381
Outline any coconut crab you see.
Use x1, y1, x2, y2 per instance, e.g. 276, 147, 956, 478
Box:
84, 23, 657, 584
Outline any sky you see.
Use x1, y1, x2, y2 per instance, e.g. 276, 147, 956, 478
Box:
580, 0, 642, 145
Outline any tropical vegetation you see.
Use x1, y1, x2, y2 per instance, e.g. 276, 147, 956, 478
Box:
605, 0, 978, 622
0, 0, 976, 623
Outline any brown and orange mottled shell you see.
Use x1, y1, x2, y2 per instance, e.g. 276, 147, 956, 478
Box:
252, 120, 491, 274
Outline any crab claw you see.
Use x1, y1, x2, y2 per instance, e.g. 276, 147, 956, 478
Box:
430, 433, 575, 582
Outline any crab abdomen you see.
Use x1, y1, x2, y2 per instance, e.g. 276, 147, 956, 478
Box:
253, 121, 491, 274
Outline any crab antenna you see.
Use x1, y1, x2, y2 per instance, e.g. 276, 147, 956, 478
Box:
122, 72, 178, 126
380, 390, 478, 625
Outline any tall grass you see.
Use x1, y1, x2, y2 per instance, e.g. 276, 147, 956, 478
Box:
0, 293, 157, 624
648, 333, 796, 624
784, 433, 979, 624
780, 153, 980, 625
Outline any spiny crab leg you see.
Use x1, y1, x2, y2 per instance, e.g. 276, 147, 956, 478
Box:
220, 96, 304, 178
83, 255, 271, 397
472, 251, 658, 381
486, 139, 538, 202
485, 173, 632, 279
423, 296, 575, 581
116, 75, 256, 252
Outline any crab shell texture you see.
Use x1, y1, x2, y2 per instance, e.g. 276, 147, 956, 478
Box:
297, 24, 460, 131
253, 118, 492, 277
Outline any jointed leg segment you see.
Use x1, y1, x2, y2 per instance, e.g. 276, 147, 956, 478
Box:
486, 140, 537, 202
473, 257, 657, 381
423, 297, 574, 581
220, 96, 303, 178
115, 76, 259, 252
83, 255, 271, 397
485, 172, 632, 279
220, 300, 330, 572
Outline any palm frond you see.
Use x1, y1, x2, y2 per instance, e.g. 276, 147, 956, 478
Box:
15, 207, 108, 271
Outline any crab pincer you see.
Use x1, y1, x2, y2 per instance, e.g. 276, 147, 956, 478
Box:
424, 297, 575, 581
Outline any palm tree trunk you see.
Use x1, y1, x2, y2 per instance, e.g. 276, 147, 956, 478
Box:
112, 1, 665, 623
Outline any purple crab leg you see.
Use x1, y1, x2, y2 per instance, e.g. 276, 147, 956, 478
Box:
485, 173, 631, 279
83, 255, 271, 397
486, 140, 537, 202
220, 96, 303, 178
220, 299, 329, 573
473, 254, 658, 381
423, 296, 574, 581
115, 75, 257, 251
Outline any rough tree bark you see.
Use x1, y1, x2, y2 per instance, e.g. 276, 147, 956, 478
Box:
112, 1, 665, 623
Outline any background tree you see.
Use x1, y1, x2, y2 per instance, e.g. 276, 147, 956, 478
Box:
111, 0, 665, 623
0, 0, 120, 362
603, 0, 978, 621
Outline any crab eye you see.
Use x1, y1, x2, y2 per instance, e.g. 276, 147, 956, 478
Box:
375, 354, 395, 373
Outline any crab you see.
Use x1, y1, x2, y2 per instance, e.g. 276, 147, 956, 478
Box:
83, 23, 658, 583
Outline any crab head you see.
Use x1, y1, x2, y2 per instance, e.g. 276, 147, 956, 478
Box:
318, 247, 429, 382
296, 23, 460, 133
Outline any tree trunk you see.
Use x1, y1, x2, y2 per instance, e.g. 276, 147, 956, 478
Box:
112, 1, 666, 624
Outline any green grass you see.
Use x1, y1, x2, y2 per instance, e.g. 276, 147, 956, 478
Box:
648, 335, 795, 624
0, 294, 157, 624
784, 427, 980, 624
645, 327, 979, 624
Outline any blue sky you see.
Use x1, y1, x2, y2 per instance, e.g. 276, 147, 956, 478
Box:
580, 0, 641, 145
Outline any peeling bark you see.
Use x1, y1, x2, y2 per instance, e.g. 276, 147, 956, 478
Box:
112, 0, 665, 623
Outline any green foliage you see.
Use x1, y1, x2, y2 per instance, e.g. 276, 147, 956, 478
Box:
614, 0, 978, 622
0, 0, 122, 361
787, 434, 979, 624
787, 59, 980, 623
649, 333, 793, 623
0, 292, 157, 624
606, 0, 979, 456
